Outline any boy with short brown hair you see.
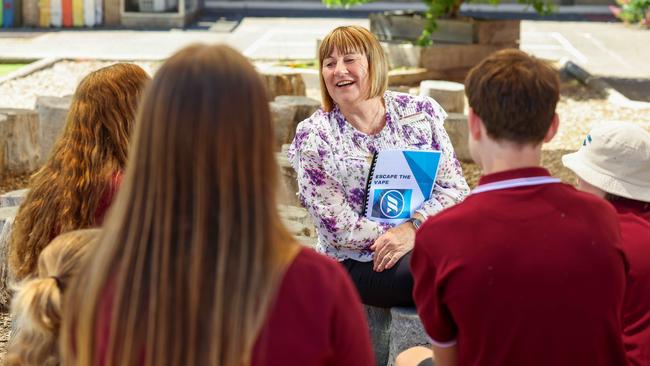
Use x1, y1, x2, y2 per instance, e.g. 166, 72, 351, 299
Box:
399, 49, 629, 366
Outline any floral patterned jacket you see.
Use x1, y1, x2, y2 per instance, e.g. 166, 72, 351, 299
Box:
287, 91, 470, 262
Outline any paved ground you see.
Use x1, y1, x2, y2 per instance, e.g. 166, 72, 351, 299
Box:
0, 18, 649, 80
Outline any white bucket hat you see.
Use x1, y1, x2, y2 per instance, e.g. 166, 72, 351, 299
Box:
562, 122, 650, 202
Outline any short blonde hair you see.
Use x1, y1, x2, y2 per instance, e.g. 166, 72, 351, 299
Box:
318, 25, 389, 112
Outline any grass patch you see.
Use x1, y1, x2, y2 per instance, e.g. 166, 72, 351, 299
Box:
274, 59, 318, 69
0, 63, 28, 77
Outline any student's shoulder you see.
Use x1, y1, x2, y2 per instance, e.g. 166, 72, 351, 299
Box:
554, 183, 618, 215
285, 247, 350, 287
418, 196, 483, 238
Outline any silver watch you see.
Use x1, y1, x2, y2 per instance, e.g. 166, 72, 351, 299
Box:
407, 217, 423, 230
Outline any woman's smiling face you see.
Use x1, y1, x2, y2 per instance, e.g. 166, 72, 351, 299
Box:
321, 47, 370, 107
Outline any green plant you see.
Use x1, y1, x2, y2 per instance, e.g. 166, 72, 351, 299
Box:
323, 0, 555, 46
614, 0, 650, 25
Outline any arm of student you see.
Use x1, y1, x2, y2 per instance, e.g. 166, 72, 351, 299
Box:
416, 98, 470, 219
291, 128, 388, 252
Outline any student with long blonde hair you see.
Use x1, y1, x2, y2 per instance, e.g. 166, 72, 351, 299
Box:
61, 44, 374, 366
4, 229, 99, 366
9, 63, 150, 281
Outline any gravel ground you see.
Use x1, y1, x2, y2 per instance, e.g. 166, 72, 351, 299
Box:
0, 61, 648, 358
0, 60, 161, 110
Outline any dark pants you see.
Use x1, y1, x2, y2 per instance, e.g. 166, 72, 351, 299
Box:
341, 251, 415, 308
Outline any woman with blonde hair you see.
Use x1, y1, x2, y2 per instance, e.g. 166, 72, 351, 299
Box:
9, 63, 150, 281
61, 44, 374, 366
4, 229, 99, 366
288, 25, 469, 307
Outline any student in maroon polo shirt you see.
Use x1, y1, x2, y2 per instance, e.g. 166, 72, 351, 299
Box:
563, 122, 650, 366
60, 44, 374, 366
396, 49, 629, 366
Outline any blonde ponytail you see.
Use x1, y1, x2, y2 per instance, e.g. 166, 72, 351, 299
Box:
4, 229, 99, 366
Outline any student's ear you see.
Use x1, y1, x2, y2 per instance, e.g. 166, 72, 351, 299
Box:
468, 108, 482, 141
543, 113, 560, 143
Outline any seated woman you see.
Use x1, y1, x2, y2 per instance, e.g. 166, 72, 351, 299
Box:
60, 44, 374, 366
563, 122, 650, 366
9, 63, 150, 281
288, 25, 469, 307
4, 229, 99, 366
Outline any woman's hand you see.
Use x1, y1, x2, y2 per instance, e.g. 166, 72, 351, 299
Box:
370, 222, 416, 272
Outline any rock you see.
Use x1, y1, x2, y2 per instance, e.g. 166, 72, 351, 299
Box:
282, 220, 313, 238
365, 305, 391, 366
419, 80, 465, 114
270, 102, 298, 151
295, 236, 317, 248
0, 189, 29, 208
276, 152, 300, 207
445, 113, 471, 163
0, 206, 18, 311
387, 307, 431, 366
0, 109, 41, 175
36, 96, 72, 164
278, 205, 313, 227
260, 69, 306, 100
274, 96, 320, 124
272, 96, 321, 149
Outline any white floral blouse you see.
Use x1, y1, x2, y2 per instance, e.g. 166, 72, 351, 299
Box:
287, 91, 470, 262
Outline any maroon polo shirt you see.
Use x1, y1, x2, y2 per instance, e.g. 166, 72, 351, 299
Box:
96, 248, 374, 366
411, 167, 629, 366
614, 199, 650, 366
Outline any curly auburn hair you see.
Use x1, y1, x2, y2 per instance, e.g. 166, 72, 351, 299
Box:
9, 63, 150, 280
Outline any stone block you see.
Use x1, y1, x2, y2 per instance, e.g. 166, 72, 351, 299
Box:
261, 69, 306, 100
276, 152, 300, 207
295, 236, 317, 248
445, 113, 471, 163
365, 305, 391, 366
387, 307, 431, 366
419, 80, 465, 114
278, 205, 314, 227
274, 96, 320, 124
0, 189, 28, 208
0, 109, 41, 176
36, 96, 71, 164
270, 102, 298, 151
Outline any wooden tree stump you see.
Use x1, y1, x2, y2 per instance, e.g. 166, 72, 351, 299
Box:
0, 109, 41, 176
419, 80, 465, 114
260, 70, 306, 100
36, 96, 71, 165
445, 113, 471, 163
0, 206, 19, 311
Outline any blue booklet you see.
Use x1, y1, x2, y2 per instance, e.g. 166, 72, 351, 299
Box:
363, 149, 442, 224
